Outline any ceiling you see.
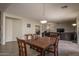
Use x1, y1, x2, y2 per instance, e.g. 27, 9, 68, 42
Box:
1, 3, 79, 22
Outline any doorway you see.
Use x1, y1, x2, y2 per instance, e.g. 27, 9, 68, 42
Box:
35, 25, 40, 35
5, 17, 22, 42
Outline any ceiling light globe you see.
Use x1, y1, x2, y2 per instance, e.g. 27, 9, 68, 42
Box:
40, 20, 47, 24
72, 24, 77, 27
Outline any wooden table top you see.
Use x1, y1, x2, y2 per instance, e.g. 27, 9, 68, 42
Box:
25, 37, 56, 50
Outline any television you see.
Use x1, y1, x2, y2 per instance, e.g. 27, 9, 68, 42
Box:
57, 28, 64, 32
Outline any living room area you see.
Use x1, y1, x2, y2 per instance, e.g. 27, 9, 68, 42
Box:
41, 19, 77, 43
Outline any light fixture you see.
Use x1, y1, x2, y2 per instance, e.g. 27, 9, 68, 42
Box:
40, 4, 47, 24
72, 23, 77, 27
40, 20, 47, 24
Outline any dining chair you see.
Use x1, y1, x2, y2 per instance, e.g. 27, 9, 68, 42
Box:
17, 37, 40, 56
46, 37, 59, 56
17, 37, 27, 56
24, 34, 35, 49
24, 34, 33, 40
32, 34, 40, 40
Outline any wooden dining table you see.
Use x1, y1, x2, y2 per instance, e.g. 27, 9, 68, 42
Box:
25, 37, 56, 56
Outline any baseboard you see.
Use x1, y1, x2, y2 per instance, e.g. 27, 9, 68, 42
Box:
5, 40, 16, 43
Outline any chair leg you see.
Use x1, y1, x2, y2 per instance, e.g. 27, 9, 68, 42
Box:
54, 51, 56, 56
56, 49, 58, 56
19, 50, 21, 56
54, 48, 58, 56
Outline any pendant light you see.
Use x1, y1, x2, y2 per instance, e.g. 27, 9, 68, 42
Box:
40, 3, 47, 24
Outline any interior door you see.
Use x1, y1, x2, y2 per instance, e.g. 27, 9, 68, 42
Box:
12, 19, 22, 41
5, 18, 22, 42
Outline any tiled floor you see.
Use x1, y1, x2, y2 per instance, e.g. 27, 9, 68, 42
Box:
0, 40, 79, 56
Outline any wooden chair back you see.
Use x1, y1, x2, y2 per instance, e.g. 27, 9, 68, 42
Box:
32, 34, 40, 40
55, 37, 59, 47
25, 34, 33, 40
17, 37, 27, 56
50, 36, 59, 47
54, 37, 59, 56
49, 36, 59, 56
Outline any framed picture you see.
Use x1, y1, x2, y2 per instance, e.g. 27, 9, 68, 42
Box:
27, 24, 31, 28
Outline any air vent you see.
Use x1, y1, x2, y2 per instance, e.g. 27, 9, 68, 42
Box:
61, 5, 68, 9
